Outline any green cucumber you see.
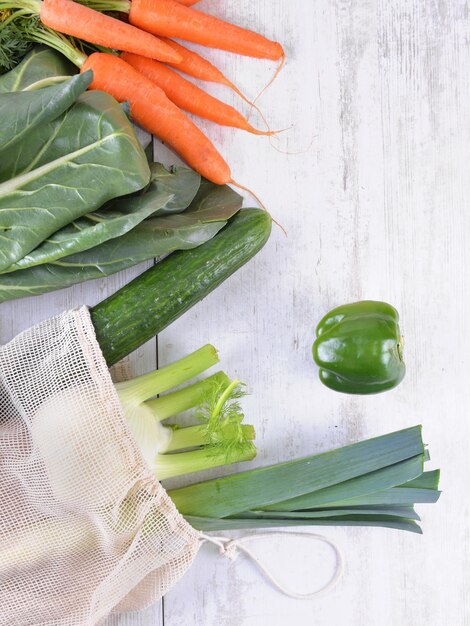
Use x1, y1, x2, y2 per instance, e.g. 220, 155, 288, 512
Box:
91, 208, 272, 365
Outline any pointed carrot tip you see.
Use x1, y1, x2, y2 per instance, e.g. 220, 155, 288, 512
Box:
170, 53, 183, 64
229, 180, 265, 211
230, 180, 287, 236
248, 127, 276, 137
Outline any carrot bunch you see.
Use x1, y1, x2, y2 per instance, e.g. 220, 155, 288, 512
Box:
6, 0, 285, 185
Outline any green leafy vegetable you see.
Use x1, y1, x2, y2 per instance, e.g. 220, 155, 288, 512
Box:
0, 200, 171, 274
0, 178, 242, 301
0, 14, 34, 75
0, 90, 150, 271
181, 177, 246, 220
168, 426, 441, 534
1, 165, 201, 272
0, 71, 91, 154
146, 163, 201, 214
0, 45, 76, 92
169, 427, 425, 518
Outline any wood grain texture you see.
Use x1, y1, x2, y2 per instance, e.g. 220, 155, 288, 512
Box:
1, 0, 468, 624
157, 1, 469, 625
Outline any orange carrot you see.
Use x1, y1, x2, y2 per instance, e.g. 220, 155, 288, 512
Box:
161, 38, 255, 106
81, 53, 231, 185
162, 38, 234, 83
40, 0, 182, 64
177, 0, 200, 4
121, 52, 272, 135
128, 0, 285, 60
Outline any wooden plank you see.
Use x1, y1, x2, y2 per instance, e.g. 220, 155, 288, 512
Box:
157, 1, 469, 625
2, 0, 468, 623
105, 601, 163, 626
0, 129, 162, 622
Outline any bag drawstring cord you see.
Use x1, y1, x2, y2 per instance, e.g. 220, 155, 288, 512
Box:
199, 531, 344, 599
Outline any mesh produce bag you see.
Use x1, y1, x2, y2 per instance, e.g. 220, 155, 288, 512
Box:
0, 307, 201, 626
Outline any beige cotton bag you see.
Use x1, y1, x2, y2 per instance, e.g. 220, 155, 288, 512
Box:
0, 307, 201, 626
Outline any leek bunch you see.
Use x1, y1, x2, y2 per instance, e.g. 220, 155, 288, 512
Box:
169, 426, 440, 534
3, 420, 439, 578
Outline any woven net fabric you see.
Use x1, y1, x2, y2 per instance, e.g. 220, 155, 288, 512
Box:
0, 307, 201, 626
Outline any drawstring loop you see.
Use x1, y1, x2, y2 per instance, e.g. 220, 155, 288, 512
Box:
200, 531, 344, 600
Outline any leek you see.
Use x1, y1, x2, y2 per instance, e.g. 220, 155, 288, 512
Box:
5, 421, 440, 580
168, 426, 441, 534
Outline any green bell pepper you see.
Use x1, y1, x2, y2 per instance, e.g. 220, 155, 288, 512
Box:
312, 301, 405, 395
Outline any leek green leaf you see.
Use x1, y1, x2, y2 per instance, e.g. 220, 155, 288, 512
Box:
263, 454, 424, 511
236, 506, 421, 521
168, 427, 425, 517
400, 470, 440, 490
322, 487, 441, 507
183, 515, 423, 534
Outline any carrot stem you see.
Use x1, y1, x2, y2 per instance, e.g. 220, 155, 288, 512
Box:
0, 1, 39, 11
0, 8, 31, 28
12, 17, 88, 67
40, 0, 181, 63
75, 0, 130, 11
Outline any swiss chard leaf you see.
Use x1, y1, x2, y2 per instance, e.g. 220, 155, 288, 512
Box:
0, 183, 242, 301
1, 192, 172, 273
0, 46, 75, 93
183, 178, 243, 221
0, 90, 150, 272
147, 163, 201, 213
0, 71, 92, 154
2, 165, 201, 272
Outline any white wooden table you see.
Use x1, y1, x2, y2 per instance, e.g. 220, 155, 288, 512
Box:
1, 1, 468, 624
